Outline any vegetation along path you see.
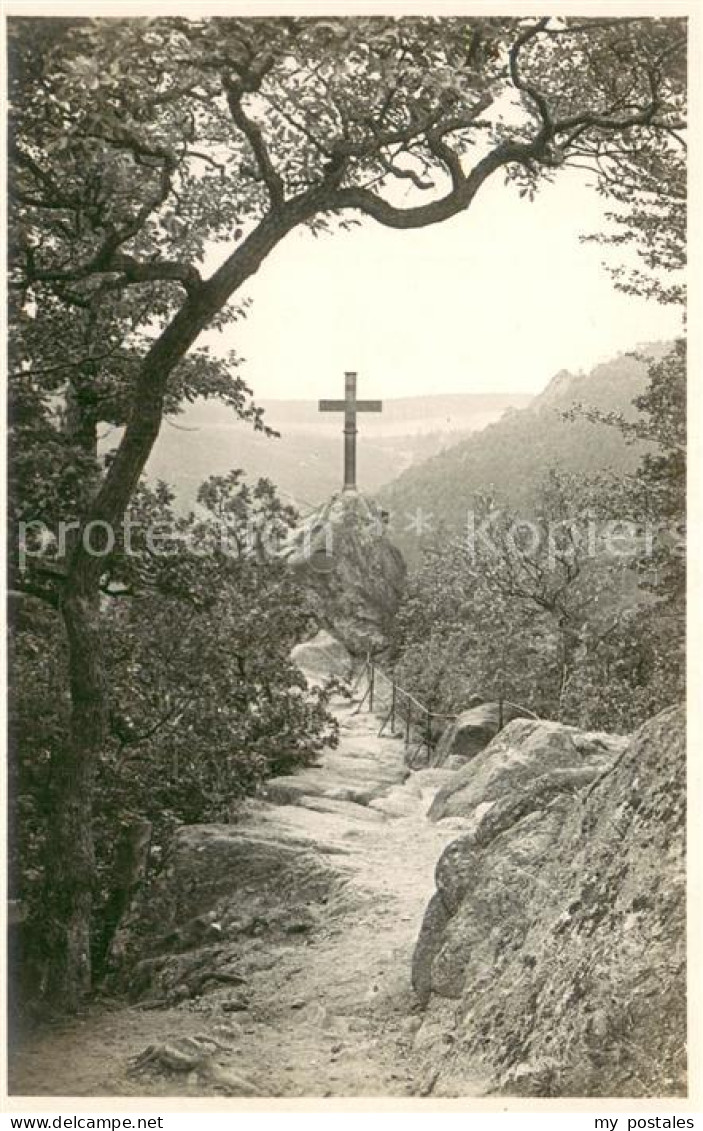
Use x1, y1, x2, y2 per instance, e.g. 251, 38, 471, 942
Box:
11, 691, 474, 1098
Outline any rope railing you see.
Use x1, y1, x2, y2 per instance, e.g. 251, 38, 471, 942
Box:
352, 656, 539, 761
351, 660, 438, 761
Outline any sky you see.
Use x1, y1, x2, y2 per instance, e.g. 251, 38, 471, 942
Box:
204, 166, 684, 403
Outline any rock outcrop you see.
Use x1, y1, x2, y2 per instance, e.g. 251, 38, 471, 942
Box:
429, 702, 534, 769
109, 822, 345, 1005
282, 490, 406, 656
411, 705, 686, 1097
106, 696, 413, 1010
290, 629, 353, 686
428, 717, 625, 823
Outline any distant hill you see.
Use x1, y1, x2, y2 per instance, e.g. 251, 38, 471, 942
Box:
133, 392, 532, 513
378, 345, 670, 561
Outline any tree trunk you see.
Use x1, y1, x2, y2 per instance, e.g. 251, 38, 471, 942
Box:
556, 619, 577, 722
95, 818, 152, 981
42, 580, 105, 1010
36, 200, 317, 1009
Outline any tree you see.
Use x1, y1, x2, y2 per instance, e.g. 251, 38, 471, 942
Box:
8, 14, 686, 1007
391, 533, 555, 718
10, 472, 339, 992
560, 340, 686, 730
393, 472, 633, 722
570, 54, 686, 719
580, 84, 686, 304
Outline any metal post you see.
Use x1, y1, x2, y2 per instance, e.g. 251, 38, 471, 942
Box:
369, 662, 375, 713
425, 710, 432, 753
404, 712, 410, 747
390, 683, 396, 734
344, 371, 357, 491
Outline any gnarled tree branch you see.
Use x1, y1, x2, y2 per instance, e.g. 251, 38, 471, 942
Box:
222, 71, 285, 207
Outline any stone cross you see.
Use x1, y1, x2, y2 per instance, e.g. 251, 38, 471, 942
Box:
319, 371, 382, 492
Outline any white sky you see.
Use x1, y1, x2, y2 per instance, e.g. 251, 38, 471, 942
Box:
205, 167, 684, 401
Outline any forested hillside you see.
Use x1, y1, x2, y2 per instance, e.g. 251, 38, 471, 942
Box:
133, 393, 532, 512
379, 346, 669, 559
387, 340, 686, 735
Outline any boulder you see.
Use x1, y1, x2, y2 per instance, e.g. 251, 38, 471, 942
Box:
282, 490, 406, 656
430, 701, 533, 768
428, 717, 625, 822
411, 705, 686, 1097
290, 629, 352, 685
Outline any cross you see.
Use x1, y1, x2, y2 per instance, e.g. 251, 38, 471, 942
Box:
319, 371, 382, 492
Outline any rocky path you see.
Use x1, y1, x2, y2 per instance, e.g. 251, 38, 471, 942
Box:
10, 694, 470, 1098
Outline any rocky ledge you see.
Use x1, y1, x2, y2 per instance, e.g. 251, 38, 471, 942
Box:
411, 706, 686, 1098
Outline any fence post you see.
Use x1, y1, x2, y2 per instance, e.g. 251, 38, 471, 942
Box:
404, 711, 410, 747
369, 662, 375, 713
497, 666, 505, 730
425, 710, 432, 754
390, 682, 396, 734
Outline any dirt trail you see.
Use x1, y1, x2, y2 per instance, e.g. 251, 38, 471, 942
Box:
11, 696, 471, 1098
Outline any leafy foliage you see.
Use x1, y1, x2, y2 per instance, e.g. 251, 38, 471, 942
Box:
10, 473, 338, 981
393, 472, 631, 724
392, 339, 686, 734
560, 341, 686, 728
380, 348, 660, 564
581, 92, 686, 303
